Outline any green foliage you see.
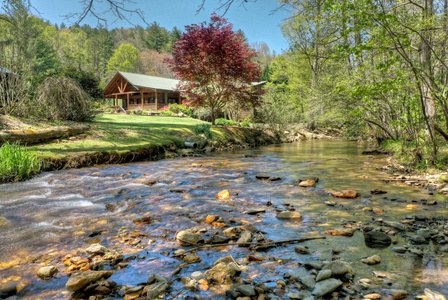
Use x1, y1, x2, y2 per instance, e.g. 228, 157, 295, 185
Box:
0, 142, 41, 183
259, 90, 299, 138
193, 123, 212, 138
214, 118, 237, 126
107, 43, 139, 74
62, 68, 103, 98
239, 121, 251, 128
168, 103, 192, 116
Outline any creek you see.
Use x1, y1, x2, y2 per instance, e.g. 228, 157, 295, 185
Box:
0, 140, 447, 299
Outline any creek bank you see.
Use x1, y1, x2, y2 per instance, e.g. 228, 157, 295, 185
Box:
361, 150, 448, 195
35, 126, 279, 172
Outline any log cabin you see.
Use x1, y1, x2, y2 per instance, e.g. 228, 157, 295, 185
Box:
103, 72, 183, 112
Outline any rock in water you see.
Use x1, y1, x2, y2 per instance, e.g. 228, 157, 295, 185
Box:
364, 231, 392, 248
424, 288, 447, 300
65, 270, 113, 292
276, 211, 302, 220
361, 255, 381, 265
216, 190, 231, 200
322, 261, 355, 281
312, 278, 343, 297
299, 179, 316, 187
85, 243, 107, 255
37, 266, 58, 280
176, 230, 203, 245
146, 274, 169, 299
205, 262, 241, 284
331, 190, 360, 198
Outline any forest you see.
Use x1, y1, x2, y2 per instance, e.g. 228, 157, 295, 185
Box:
1, 0, 448, 170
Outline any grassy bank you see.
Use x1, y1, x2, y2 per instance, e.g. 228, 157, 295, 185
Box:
0, 114, 277, 182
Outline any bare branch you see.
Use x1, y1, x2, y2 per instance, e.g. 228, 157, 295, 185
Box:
62, 0, 148, 27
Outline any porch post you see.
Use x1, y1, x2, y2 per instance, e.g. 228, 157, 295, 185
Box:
155, 90, 158, 110
126, 93, 130, 110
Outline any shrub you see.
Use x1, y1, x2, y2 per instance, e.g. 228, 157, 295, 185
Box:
35, 77, 96, 122
239, 121, 251, 128
193, 107, 213, 121
168, 103, 192, 116
194, 123, 212, 138
0, 142, 41, 183
214, 118, 237, 126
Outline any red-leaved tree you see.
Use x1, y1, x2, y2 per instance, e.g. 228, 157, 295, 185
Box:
167, 14, 262, 124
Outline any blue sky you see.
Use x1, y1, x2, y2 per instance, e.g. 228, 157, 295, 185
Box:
32, 0, 290, 54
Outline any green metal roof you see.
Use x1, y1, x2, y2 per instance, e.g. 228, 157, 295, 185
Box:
119, 71, 180, 91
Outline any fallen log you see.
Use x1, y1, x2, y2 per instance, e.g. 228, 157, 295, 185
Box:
0, 125, 89, 145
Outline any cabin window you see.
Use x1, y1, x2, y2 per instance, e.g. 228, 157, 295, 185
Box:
129, 99, 135, 104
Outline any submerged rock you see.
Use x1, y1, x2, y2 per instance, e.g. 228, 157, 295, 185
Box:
299, 179, 316, 187
364, 230, 392, 248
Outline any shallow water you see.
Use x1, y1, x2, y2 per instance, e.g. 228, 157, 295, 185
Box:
0, 140, 447, 299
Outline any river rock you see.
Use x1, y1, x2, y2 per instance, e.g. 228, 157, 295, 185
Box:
316, 269, 332, 282
299, 179, 316, 187
383, 289, 409, 300
205, 215, 219, 223
184, 253, 201, 264
237, 230, 252, 245
276, 211, 302, 220
37, 265, 58, 280
223, 226, 244, 238
86, 243, 107, 255
311, 278, 343, 297
235, 284, 257, 297
416, 229, 431, 239
390, 246, 408, 253
364, 230, 392, 248
383, 221, 406, 231
364, 293, 382, 299
331, 190, 360, 198
176, 230, 203, 245
301, 275, 316, 289
191, 271, 205, 280
322, 261, 355, 281
295, 246, 311, 254
0, 281, 17, 298
410, 234, 428, 244
216, 190, 231, 200
65, 270, 113, 292
146, 274, 169, 299
181, 277, 198, 291
0, 217, 9, 227
361, 255, 381, 265
205, 261, 241, 284
324, 228, 355, 236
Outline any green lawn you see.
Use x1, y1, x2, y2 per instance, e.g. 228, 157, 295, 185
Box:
30, 114, 210, 160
